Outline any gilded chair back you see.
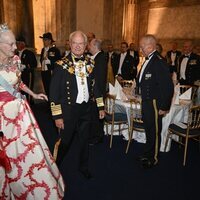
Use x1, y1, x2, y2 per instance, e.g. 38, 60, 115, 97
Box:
120, 80, 134, 88
164, 105, 200, 166
126, 98, 144, 153
105, 94, 116, 116
188, 105, 200, 130
105, 93, 128, 148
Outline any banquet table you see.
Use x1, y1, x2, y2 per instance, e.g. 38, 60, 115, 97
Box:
105, 98, 191, 152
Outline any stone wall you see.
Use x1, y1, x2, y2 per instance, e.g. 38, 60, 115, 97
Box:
137, 0, 200, 55
1, 0, 200, 56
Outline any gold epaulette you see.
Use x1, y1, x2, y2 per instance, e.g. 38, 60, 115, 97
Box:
96, 97, 104, 107
85, 54, 95, 65
50, 102, 62, 116
90, 58, 95, 65
56, 60, 64, 66
53, 138, 61, 161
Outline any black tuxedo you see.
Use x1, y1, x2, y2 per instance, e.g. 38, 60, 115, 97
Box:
177, 53, 200, 85
113, 52, 136, 80
127, 49, 140, 68
165, 50, 181, 73
49, 53, 104, 170
17, 49, 37, 101
90, 51, 108, 143
40, 46, 61, 96
93, 51, 108, 98
137, 51, 174, 164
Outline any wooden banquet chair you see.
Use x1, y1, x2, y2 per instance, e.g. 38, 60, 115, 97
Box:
120, 80, 134, 88
125, 98, 144, 154
164, 105, 200, 166
104, 94, 128, 148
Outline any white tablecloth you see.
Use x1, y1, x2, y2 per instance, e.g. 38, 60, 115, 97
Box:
105, 99, 191, 152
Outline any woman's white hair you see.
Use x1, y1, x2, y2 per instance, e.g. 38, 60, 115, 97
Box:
0, 23, 11, 42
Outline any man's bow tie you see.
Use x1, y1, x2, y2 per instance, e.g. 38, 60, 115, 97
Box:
145, 52, 155, 60
74, 57, 85, 62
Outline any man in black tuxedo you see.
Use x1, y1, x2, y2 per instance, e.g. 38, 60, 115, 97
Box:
88, 38, 107, 144
16, 36, 37, 102
113, 41, 136, 81
128, 42, 140, 68
165, 42, 181, 74
137, 34, 174, 169
49, 31, 105, 179
40, 32, 61, 96
177, 40, 200, 85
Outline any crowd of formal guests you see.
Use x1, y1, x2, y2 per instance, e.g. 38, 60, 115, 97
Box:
0, 20, 199, 198
11, 30, 200, 186
16, 32, 200, 100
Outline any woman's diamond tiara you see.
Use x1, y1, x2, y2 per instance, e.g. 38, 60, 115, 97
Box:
0, 23, 9, 33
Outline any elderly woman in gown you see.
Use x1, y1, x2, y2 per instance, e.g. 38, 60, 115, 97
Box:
0, 24, 64, 199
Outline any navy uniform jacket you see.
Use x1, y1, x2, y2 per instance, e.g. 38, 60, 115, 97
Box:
40, 46, 61, 71
93, 51, 108, 98
49, 53, 104, 120
137, 51, 174, 111
16, 49, 37, 90
177, 53, 200, 85
113, 53, 136, 80
20, 49, 37, 71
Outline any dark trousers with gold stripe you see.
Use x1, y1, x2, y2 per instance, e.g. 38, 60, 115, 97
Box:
142, 99, 162, 164
56, 102, 91, 171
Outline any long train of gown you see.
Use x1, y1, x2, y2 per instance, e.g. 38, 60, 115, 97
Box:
0, 68, 65, 199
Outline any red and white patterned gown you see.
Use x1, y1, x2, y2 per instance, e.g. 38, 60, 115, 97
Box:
0, 57, 65, 199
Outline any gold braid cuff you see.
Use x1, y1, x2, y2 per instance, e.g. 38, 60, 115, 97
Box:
96, 97, 104, 107
51, 102, 62, 116
53, 138, 61, 161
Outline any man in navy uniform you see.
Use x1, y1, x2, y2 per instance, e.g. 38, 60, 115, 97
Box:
177, 40, 200, 85
40, 32, 61, 96
49, 31, 105, 179
137, 34, 174, 168
16, 36, 37, 102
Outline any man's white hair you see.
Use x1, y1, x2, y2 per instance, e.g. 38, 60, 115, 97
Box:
69, 30, 88, 44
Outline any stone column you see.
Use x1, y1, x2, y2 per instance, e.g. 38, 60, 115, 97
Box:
0, 0, 5, 23
103, 0, 113, 45
122, 0, 136, 44
20, 0, 35, 47
111, 0, 124, 49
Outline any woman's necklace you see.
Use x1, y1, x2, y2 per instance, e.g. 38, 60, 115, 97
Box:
0, 59, 12, 69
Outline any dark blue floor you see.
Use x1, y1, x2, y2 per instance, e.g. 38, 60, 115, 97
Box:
32, 102, 200, 200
